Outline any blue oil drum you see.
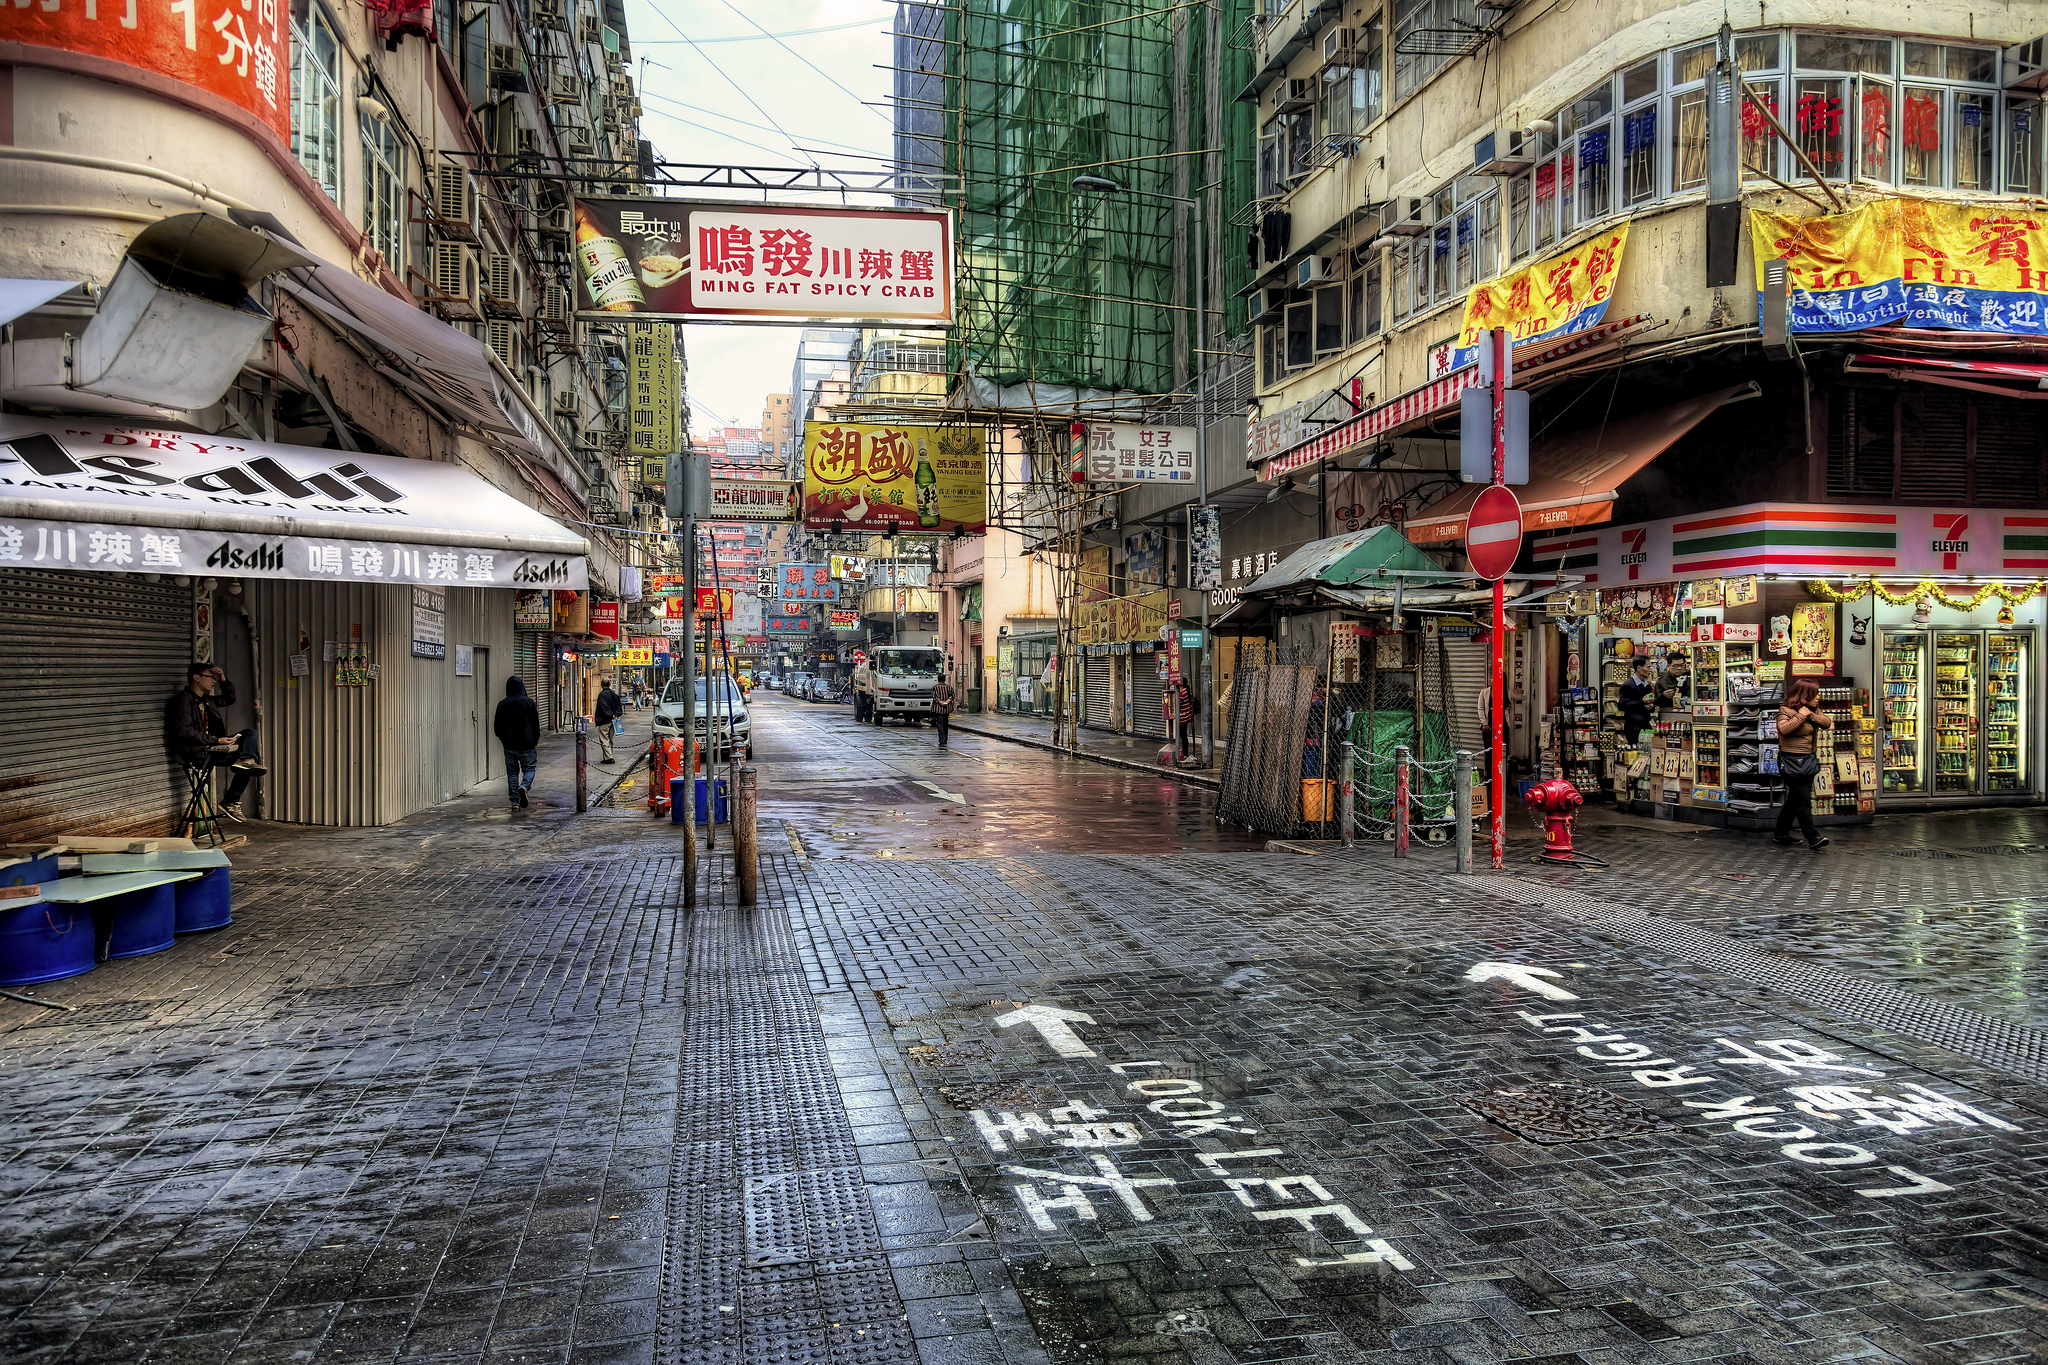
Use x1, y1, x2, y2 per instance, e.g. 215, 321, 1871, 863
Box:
97, 883, 178, 961
174, 867, 232, 933
0, 901, 95, 986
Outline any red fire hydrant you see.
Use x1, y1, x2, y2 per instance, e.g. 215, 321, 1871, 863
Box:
1524, 777, 1584, 865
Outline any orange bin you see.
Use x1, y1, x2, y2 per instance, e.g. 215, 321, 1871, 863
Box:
649, 737, 691, 812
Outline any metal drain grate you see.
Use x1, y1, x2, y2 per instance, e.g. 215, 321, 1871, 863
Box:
1889, 848, 1966, 859
20, 999, 167, 1030
1459, 1081, 1671, 1143
1966, 844, 2042, 857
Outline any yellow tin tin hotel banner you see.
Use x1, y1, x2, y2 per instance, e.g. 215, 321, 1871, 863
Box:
1752, 197, 2048, 333
1450, 221, 1630, 366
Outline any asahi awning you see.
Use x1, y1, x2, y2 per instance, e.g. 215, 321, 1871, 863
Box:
0, 415, 587, 588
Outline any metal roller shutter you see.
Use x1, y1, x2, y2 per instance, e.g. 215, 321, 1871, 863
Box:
1084, 655, 1118, 730
1443, 638, 1491, 756
1132, 655, 1169, 739
516, 630, 542, 700
0, 568, 190, 844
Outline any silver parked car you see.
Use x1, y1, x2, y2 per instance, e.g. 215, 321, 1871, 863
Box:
652, 675, 751, 759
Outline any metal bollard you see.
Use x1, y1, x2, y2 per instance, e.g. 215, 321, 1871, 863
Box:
1453, 750, 1473, 874
1393, 746, 1411, 858
734, 765, 759, 907
1338, 741, 1356, 849
682, 732, 698, 908
575, 715, 588, 814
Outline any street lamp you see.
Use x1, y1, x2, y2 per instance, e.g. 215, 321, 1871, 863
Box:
1071, 173, 1214, 768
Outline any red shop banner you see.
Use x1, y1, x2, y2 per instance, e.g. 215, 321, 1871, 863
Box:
2, 0, 291, 145
589, 600, 620, 642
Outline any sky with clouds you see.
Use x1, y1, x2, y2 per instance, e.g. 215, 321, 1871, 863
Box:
618, 0, 898, 436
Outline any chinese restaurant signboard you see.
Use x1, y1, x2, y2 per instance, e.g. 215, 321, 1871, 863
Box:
801, 422, 986, 533
625, 322, 680, 457
777, 563, 840, 603
2, 0, 290, 146
1447, 222, 1630, 370
1753, 196, 2048, 334
572, 199, 953, 325
706, 479, 799, 522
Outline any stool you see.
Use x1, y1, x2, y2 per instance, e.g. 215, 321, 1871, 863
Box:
177, 760, 229, 848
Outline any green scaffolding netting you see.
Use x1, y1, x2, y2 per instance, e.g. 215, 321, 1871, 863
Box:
944, 0, 1259, 397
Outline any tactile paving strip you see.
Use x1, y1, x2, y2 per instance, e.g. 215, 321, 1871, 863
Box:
653, 858, 917, 1365
1501, 874, 2048, 1084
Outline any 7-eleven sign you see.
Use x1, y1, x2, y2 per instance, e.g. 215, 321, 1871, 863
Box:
1932, 512, 1970, 570
1620, 527, 1650, 580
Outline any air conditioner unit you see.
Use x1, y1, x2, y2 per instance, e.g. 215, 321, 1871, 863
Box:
483, 252, 523, 318
578, 14, 600, 44
431, 164, 478, 242
553, 389, 578, 415
564, 131, 593, 157
550, 71, 581, 104
515, 126, 540, 158
1474, 128, 1535, 174
537, 201, 572, 241
1321, 26, 1359, 64
488, 43, 518, 76
1276, 78, 1316, 113
431, 241, 482, 321
534, 0, 566, 29
1381, 197, 1429, 236
1297, 255, 1333, 286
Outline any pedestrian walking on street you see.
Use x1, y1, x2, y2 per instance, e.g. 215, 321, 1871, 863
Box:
494, 675, 542, 808
1620, 656, 1655, 745
1773, 676, 1833, 849
1174, 677, 1198, 760
593, 679, 622, 764
166, 662, 267, 822
931, 671, 956, 749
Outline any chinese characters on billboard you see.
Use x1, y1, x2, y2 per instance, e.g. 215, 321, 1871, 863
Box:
706, 479, 800, 522
802, 422, 986, 533
778, 563, 840, 603
625, 322, 679, 457
2, 0, 291, 145
571, 199, 953, 325
1448, 222, 1631, 369
1084, 424, 1197, 483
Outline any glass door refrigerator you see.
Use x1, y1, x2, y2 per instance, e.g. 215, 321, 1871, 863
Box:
1879, 630, 1927, 793
1984, 630, 2031, 794
1933, 633, 1980, 794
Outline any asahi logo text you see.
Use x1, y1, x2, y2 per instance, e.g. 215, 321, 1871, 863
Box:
513, 557, 573, 584
0, 432, 405, 506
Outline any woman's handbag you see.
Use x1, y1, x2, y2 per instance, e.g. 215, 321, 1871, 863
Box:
1779, 752, 1821, 780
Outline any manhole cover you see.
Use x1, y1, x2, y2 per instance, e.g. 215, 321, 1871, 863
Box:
1459, 1081, 1670, 1143
908, 1040, 996, 1068
936, 1081, 1059, 1112
1890, 848, 1966, 859
1966, 844, 2042, 856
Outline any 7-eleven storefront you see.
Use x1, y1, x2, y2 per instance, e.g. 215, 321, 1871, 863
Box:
1528, 504, 2047, 811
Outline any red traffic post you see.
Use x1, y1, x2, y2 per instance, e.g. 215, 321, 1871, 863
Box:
1465, 327, 1523, 870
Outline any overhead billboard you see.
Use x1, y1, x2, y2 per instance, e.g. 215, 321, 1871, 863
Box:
573, 199, 953, 325
801, 422, 986, 534
777, 562, 840, 602
625, 322, 680, 457
706, 479, 800, 522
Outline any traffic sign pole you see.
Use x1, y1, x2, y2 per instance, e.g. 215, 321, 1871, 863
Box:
1489, 327, 1509, 871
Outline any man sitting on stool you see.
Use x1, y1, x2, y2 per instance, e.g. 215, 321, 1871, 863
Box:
168, 662, 266, 821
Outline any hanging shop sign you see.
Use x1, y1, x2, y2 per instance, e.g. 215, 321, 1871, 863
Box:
1447, 222, 1629, 369
765, 614, 814, 634
1754, 196, 2048, 336
613, 648, 654, 666
1082, 424, 1198, 483
625, 322, 681, 457
0, 417, 588, 588
829, 609, 860, 629
515, 590, 553, 630
1074, 589, 1182, 644
777, 562, 839, 602
0, 0, 290, 145
707, 479, 800, 522
866, 559, 933, 587
829, 554, 868, 581
1125, 528, 1166, 587
572, 198, 954, 325
590, 600, 620, 642
695, 587, 735, 619
801, 421, 986, 533
1189, 505, 1221, 592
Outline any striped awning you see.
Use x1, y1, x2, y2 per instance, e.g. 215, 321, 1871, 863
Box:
1256, 315, 1652, 482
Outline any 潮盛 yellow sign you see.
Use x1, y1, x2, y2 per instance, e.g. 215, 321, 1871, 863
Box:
802, 421, 986, 534
1452, 221, 1630, 363
1753, 196, 2048, 333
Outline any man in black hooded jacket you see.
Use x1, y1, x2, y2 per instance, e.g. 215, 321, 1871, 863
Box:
494, 675, 542, 808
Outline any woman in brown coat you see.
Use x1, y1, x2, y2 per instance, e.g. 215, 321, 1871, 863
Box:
1774, 676, 1833, 849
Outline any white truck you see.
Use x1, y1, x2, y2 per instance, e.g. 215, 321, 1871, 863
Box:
858, 646, 946, 723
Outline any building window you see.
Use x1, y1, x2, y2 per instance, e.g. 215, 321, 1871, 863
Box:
1285, 301, 1312, 368
1314, 284, 1344, 357
1361, 17, 1385, 127
361, 109, 405, 270
291, 4, 343, 200
1394, 0, 1479, 101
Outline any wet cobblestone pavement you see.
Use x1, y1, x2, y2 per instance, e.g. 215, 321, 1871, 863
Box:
0, 696, 2043, 1364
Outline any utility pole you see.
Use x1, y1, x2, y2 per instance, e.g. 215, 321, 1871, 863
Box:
1488, 328, 1509, 870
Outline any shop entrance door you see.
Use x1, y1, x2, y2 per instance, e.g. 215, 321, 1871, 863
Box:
472, 647, 491, 784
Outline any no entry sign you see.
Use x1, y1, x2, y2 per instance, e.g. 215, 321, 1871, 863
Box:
1465, 485, 1523, 581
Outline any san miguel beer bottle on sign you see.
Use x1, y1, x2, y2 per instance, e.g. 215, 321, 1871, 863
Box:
574, 203, 644, 312
914, 437, 940, 529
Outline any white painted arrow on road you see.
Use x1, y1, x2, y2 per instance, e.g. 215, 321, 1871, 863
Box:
993, 1004, 1098, 1057
1462, 961, 1580, 1001
915, 780, 967, 805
